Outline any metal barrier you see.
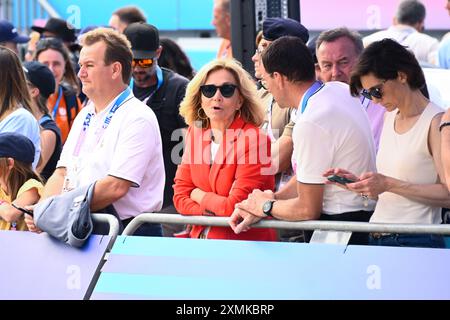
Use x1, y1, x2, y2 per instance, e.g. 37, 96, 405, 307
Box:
122, 212, 450, 237
91, 213, 119, 250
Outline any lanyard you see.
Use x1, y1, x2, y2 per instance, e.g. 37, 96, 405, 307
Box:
299, 81, 324, 114
130, 66, 164, 103
73, 87, 131, 156
51, 86, 63, 119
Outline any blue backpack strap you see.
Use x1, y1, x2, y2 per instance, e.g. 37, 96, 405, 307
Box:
39, 114, 53, 126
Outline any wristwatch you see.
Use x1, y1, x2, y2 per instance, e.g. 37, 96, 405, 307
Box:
262, 200, 276, 217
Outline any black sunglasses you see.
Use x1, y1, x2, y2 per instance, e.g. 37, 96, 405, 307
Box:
200, 84, 237, 98
361, 80, 386, 100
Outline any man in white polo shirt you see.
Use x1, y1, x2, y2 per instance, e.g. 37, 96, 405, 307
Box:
230, 36, 376, 245
36, 28, 165, 236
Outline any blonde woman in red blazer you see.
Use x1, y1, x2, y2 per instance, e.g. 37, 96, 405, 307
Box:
174, 59, 277, 241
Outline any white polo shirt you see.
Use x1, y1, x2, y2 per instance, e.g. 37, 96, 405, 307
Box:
293, 81, 377, 214
363, 25, 439, 65
58, 90, 165, 220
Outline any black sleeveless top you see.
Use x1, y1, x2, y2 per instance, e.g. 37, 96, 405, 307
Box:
39, 115, 62, 182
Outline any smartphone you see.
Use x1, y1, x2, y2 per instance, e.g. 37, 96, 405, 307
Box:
327, 174, 355, 185
11, 203, 34, 217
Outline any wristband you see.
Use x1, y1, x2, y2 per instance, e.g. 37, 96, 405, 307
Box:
439, 122, 450, 132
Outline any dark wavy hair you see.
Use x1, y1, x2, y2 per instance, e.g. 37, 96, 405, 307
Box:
159, 38, 195, 80
349, 38, 426, 97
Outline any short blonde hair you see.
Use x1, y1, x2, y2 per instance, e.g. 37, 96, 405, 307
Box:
179, 58, 264, 128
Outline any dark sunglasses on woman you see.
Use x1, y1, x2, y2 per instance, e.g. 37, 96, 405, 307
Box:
361, 80, 386, 100
200, 84, 237, 98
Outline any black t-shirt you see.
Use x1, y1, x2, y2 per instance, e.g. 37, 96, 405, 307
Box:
133, 84, 157, 102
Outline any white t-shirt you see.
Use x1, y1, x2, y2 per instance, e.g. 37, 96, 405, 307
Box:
0, 108, 41, 169
210, 140, 220, 161
58, 90, 165, 220
363, 25, 439, 65
293, 81, 377, 215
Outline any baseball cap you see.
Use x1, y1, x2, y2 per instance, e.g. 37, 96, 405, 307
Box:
123, 22, 159, 59
0, 20, 30, 43
23, 61, 56, 99
0, 132, 35, 164
263, 18, 309, 44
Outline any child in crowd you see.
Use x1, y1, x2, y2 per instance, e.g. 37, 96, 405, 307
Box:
0, 132, 43, 231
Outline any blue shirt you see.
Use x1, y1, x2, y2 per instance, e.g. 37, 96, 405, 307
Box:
0, 108, 41, 169
438, 37, 450, 69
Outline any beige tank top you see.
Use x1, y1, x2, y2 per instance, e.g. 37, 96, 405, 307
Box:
371, 102, 443, 224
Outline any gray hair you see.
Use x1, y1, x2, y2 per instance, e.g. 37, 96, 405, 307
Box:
316, 27, 364, 55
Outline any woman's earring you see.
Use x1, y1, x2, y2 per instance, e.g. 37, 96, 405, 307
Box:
197, 107, 208, 120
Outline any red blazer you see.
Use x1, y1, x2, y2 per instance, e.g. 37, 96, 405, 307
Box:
173, 116, 277, 241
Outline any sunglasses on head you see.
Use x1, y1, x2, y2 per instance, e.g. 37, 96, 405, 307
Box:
132, 58, 154, 68
36, 37, 64, 51
200, 84, 237, 98
361, 80, 387, 100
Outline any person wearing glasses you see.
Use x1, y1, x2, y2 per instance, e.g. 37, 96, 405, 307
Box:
123, 23, 189, 236
230, 37, 376, 245
25, 28, 165, 237
31, 18, 81, 74
325, 38, 449, 248
173, 59, 277, 241
252, 18, 311, 242
315, 28, 386, 152
252, 18, 309, 176
35, 37, 82, 143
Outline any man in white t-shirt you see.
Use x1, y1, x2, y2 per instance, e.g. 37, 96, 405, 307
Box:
230, 36, 376, 245
29, 28, 165, 236
363, 0, 439, 66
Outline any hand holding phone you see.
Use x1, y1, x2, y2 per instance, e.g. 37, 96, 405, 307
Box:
11, 203, 34, 217
327, 174, 355, 185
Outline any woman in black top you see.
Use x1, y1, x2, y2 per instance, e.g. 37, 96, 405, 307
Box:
23, 61, 62, 182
